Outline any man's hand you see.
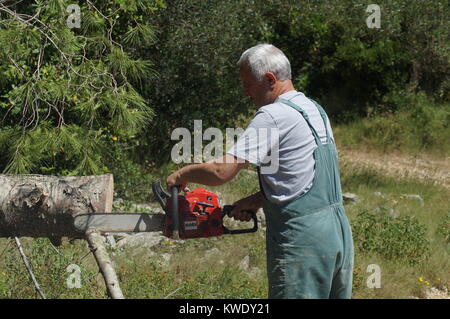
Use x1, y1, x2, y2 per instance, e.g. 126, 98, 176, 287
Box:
229, 192, 262, 222
166, 170, 187, 192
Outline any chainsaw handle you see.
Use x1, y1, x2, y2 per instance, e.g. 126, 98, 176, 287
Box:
222, 205, 258, 235
171, 185, 180, 239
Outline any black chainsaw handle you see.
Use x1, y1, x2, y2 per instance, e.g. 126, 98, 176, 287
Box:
222, 205, 258, 235
171, 185, 180, 239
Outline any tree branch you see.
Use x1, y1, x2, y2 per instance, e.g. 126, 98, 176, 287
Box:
14, 236, 47, 299
86, 231, 125, 299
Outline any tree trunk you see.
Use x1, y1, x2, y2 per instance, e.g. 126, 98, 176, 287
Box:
0, 174, 113, 239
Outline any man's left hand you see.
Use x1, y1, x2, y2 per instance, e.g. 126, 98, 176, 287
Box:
166, 170, 187, 192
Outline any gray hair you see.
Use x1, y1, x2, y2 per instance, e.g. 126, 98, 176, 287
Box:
238, 44, 291, 81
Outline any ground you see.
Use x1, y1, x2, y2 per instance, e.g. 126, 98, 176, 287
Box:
339, 147, 450, 190
339, 147, 449, 299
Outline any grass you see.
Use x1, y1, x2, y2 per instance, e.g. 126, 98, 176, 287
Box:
340, 163, 449, 298
0, 237, 107, 299
0, 153, 448, 299
115, 233, 268, 298
333, 99, 450, 157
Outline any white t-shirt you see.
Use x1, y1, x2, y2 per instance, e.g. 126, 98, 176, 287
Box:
227, 90, 334, 204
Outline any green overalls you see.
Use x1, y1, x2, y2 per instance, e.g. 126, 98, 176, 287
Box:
259, 98, 354, 299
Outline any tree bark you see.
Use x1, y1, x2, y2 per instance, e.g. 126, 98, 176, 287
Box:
0, 174, 113, 239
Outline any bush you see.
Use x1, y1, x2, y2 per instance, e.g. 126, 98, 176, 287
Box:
436, 212, 450, 243
351, 209, 430, 265
335, 92, 450, 155
138, 0, 267, 164
103, 135, 156, 202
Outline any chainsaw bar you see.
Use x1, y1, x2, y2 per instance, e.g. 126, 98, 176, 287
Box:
73, 212, 165, 234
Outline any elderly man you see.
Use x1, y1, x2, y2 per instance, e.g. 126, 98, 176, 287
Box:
167, 44, 354, 299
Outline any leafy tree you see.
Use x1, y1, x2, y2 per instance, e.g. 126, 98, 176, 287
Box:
0, 0, 163, 175
260, 0, 449, 119
136, 0, 270, 164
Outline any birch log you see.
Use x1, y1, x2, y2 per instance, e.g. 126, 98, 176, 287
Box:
0, 174, 113, 238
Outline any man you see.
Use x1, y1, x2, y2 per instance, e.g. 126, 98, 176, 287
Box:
167, 44, 354, 299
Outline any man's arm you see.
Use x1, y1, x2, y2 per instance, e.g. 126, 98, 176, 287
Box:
166, 154, 249, 189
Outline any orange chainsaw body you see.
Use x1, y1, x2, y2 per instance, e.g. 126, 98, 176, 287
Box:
164, 187, 225, 239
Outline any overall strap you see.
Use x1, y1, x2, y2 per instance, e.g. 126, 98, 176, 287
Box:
309, 99, 333, 144
278, 98, 322, 146
256, 166, 267, 200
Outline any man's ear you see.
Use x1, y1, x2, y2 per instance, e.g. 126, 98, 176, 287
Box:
264, 72, 277, 86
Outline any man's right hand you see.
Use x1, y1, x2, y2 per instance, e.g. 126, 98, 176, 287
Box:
229, 192, 262, 222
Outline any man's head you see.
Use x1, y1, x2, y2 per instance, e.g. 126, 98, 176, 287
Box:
238, 44, 294, 107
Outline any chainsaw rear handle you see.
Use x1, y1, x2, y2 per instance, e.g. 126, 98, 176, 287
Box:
171, 185, 180, 239
222, 205, 258, 235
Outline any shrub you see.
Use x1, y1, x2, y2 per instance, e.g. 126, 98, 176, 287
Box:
436, 212, 450, 243
351, 209, 430, 265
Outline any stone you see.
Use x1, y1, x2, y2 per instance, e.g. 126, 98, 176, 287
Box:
116, 231, 165, 249
343, 192, 359, 203
239, 255, 250, 271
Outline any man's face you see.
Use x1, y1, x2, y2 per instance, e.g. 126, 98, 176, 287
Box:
239, 66, 273, 107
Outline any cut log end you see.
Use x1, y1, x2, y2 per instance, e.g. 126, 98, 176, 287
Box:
0, 174, 114, 238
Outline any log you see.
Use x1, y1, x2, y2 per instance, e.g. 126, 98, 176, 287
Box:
0, 174, 113, 239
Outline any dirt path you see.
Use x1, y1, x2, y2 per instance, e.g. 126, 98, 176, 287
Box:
339, 148, 450, 190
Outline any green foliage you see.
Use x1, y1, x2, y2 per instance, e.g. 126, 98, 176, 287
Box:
436, 212, 450, 243
335, 92, 450, 155
1, 0, 449, 170
126, 0, 449, 164
352, 210, 430, 265
136, 0, 269, 164
103, 135, 156, 201
0, 0, 162, 175
263, 0, 449, 119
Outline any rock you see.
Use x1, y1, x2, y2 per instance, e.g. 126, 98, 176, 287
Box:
116, 231, 165, 249
373, 192, 384, 197
239, 255, 250, 271
238, 255, 262, 278
109, 232, 131, 241
343, 193, 359, 203
425, 287, 450, 299
159, 253, 172, 268
257, 208, 266, 227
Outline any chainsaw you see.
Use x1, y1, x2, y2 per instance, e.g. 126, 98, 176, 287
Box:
73, 180, 258, 239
